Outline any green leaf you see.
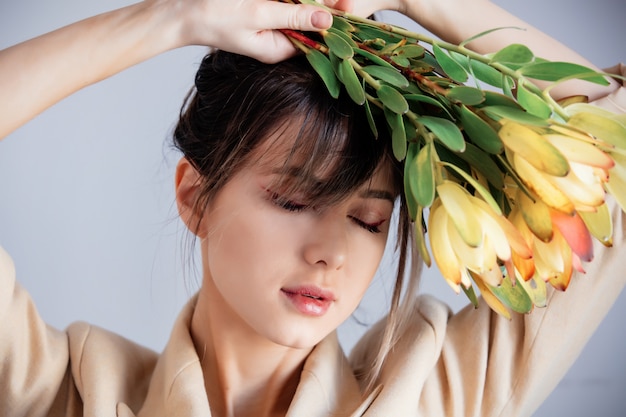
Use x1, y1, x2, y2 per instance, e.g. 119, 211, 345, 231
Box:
414, 208, 432, 266
362, 66, 409, 88
329, 52, 343, 82
354, 23, 403, 44
385, 108, 407, 160
482, 91, 518, 108
408, 57, 435, 74
450, 51, 470, 69
518, 61, 609, 85
455, 142, 504, 189
482, 105, 549, 126
380, 39, 406, 56
490, 43, 534, 65
420, 116, 465, 152
364, 98, 378, 139
402, 82, 423, 95
517, 84, 552, 118
404, 143, 420, 220
469, 60, 504, 88
447, 86, 485, 105
489, 273, 533, 314
331, 16, 355, 33
394, 44, 425, 59
502, 75, 515, 98
410, 142, 436, 207
405, 94, 453, 117
377, 85, 409, 114
327, 27, 357, 48
421, 51, 441, 73
518, 274, 547, 308
354, 48, 396, 69
324, 31, 354, 60
403, 117, 417, 141
338, 59, 365, 105
462, 284, 479, 308
433, 44, 468, 83
305, 49, 340, 99
459, 105, 503, 154
459, 26, 526, 47
391, 55, 410, 67
435, 142, 470, 170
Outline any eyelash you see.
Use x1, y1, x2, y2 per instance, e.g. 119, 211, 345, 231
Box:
270, 192, 308, 212
349, 216, 384, 234
269, 191, 384, 234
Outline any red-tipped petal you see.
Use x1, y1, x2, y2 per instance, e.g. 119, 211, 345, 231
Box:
550, 209, 594, 262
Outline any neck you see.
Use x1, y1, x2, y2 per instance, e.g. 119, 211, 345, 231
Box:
190, 281, 312, 417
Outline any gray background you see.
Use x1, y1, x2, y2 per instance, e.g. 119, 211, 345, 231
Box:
0, 0, 624, 415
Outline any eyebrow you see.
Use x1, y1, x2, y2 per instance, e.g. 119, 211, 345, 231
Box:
359, 189, 396, 203
271, 166, 396, 204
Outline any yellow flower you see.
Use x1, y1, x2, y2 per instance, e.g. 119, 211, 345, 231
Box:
564, 103, 626, 213
428, 180, 531, 293
509, 204, 592, 291
499, 121, 613, 214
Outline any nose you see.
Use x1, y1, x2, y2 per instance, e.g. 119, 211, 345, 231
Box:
302, 212, 347, 271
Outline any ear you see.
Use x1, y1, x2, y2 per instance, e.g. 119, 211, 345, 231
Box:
175, 157, 207, 238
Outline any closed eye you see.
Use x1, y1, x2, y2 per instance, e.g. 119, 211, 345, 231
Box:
268, 191, 308, 212
349, 216, 385, 234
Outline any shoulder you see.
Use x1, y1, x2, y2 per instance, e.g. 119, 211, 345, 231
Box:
66, 322, 159, 411
349, 295, 453, 376
352, 295, 453, 349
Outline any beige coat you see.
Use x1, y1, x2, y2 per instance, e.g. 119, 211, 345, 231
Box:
1, 74, 625, 417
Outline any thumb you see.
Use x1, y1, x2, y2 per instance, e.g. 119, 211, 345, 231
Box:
260, 2, 333, 31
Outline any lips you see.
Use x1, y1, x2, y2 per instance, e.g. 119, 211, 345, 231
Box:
281, 285, 335, 317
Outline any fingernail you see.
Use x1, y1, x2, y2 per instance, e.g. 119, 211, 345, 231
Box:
311, 11, 332, 29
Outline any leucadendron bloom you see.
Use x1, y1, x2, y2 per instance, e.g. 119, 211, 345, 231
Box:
564, 103, 626, 213
428, 181, 532, 294
500, 120, 614, 215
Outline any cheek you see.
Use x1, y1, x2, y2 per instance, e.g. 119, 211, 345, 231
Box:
203, 205, 302, 295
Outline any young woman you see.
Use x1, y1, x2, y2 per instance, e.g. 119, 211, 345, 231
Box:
1, 1, 624, 416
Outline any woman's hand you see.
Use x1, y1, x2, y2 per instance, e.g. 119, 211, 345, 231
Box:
172, 0, 356, 63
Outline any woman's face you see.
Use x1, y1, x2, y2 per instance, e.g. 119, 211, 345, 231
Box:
196, 133, 397, 349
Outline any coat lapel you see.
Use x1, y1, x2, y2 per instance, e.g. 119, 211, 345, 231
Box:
286, 332, 363, 417
137, 296, 212, 417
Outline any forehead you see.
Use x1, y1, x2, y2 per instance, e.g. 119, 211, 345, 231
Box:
247, 121, 399, 198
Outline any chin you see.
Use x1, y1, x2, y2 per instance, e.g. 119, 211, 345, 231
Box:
266, 326, 332, 350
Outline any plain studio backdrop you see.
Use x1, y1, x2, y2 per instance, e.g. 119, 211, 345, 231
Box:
0, 1, 625, 415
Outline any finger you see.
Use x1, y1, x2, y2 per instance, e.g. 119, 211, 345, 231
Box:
257, 2, 333, 31
320, 0, 354, 12
247, 29, 301, 64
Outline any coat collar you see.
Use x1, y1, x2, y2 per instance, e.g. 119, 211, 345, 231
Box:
136, 296, 364, 417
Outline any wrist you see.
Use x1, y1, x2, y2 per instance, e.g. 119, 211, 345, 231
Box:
131, 0, 191, 52
403, 0, 489, 44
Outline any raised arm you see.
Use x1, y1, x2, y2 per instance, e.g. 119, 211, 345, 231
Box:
0, 0, 350, 140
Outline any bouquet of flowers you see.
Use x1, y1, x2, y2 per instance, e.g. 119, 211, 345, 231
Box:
282, 0, 626, 318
